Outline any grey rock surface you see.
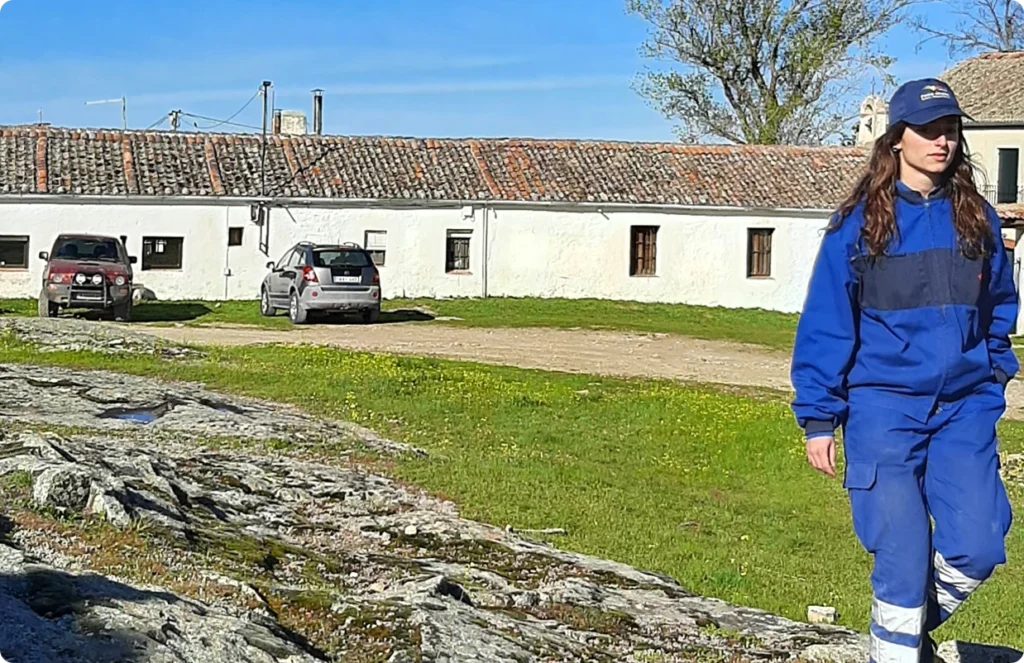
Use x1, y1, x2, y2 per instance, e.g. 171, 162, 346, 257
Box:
0, 543, 319, 663
0, 316, 199, 359
32, 465, 91, 511
937, 641, 1024, 663
0, 362, 870, 662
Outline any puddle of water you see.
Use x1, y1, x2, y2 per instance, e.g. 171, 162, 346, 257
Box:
109, 411, 159, 424
97, 402, 173, 424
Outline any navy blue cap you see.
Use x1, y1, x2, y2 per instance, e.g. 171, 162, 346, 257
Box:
887, 78, 971, 128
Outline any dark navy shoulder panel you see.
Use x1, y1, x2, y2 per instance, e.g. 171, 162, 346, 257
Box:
852, 248, 984, 311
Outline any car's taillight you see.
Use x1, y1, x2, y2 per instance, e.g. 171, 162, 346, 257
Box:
302, 266, 319, 283
372, 268, 380, 284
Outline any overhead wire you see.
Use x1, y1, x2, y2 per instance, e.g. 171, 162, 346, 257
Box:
180, 112, 263, 131
184, 89, 264, 132
144, 114, 168, 130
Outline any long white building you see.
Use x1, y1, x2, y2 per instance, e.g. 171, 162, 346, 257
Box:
0, 52, 1022, 319
0, 127, 876, 313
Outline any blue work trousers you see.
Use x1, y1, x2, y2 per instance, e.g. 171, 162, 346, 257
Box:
842, 379, 1013, 663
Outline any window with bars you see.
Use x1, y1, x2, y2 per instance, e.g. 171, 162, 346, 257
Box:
747, 228, 774, 278
142, 236, 184, 270
365, 230, 387, 266
446, 230, 471, 272
630, 226, 658, 276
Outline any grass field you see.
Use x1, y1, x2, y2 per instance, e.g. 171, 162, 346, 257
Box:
2, 333, 1023, 645
0, 297, 800, 350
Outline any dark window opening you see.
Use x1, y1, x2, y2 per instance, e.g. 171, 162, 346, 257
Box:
365, 231, 387, 266
630, 226, 658, 276
0, 236, 28, 269
997, 148, 1020, 204
228, 227, 244, 246
142, 237, 183, 270
747, 228, 774, 278
446, 231, 471, 272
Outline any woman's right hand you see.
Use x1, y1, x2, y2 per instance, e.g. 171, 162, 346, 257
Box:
806, 436, 836, 478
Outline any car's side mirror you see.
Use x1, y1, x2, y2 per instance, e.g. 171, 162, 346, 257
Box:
266, 261, 276, 269
38, 251, 49, 261
128, 256, 137, 264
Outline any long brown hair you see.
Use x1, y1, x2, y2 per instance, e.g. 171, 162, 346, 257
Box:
832, 119, 992, 259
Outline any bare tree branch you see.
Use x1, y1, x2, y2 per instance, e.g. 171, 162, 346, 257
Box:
910, 0, 1024, 57
628, 0, 918, 145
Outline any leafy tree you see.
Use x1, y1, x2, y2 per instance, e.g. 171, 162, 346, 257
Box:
628, 0, 917, 145
912, 0, 1023, 57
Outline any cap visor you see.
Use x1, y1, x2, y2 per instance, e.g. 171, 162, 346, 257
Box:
902, 105, 972, 126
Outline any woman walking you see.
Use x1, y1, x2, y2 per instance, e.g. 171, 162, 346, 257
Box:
790, 78, 1019, 661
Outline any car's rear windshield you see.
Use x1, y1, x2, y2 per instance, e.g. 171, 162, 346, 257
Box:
312, 249, 371, 268
52, 237, 120, 262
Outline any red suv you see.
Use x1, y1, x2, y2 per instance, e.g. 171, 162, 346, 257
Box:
38, 234, 137, 321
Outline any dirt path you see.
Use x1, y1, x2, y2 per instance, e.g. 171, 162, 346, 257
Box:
136, 322, 1024, 421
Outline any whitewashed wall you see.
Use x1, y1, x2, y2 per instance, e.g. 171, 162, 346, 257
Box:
963, 127, 1023, 195
484, 207, 828, 312
0, 199, 833, 314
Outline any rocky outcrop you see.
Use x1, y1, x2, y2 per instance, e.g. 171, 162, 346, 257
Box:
0, 363, 872, 663
0, 317, 198, 359
0, 543, 319, 663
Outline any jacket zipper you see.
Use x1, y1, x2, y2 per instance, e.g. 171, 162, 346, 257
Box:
927, 197, 950, 404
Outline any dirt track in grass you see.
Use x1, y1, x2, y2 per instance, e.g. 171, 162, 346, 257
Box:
134, 321, 1024, 422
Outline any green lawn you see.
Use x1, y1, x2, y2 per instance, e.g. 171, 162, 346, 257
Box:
0, 297, 800, 350
2, 334, 1024, 645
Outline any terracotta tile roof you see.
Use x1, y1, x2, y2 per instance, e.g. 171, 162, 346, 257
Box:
0, 126, 871, 210
942, 51, 1024, 124
998, 203, 1024, 225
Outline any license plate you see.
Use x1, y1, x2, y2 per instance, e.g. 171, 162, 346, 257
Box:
333, 276, 360, 284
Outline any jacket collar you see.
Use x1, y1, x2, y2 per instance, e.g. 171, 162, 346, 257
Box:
895, 179, 948, 204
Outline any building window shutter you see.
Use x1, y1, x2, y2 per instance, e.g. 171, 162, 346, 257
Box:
630, 226, 658, 276
747, 228, 773, 278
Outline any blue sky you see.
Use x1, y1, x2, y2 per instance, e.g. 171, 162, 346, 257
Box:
0, 0, 970, 142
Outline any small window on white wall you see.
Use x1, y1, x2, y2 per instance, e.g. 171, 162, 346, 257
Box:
446, 230, 471, 272
365, 230, 386, 266
0, 236, 29, 269
142, 236, 184, 270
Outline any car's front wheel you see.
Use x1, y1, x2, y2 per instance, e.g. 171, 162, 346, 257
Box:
288, 291, 308, 325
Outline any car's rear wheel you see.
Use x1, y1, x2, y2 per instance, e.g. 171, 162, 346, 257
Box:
362, 307, 380, 324
37, 290, 58, 318
288, 291, 308, 325
260, 288, 275, 317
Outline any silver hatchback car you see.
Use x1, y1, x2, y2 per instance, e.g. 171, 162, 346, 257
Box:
260, 241, 381, 324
